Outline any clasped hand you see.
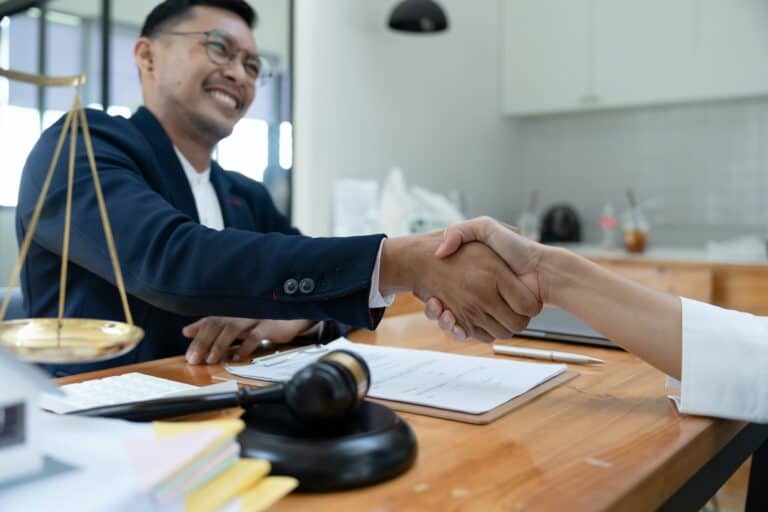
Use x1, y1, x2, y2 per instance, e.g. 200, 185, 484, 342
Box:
419, 217, 547, 341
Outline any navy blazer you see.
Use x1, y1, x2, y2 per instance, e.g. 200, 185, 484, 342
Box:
17, 107, 385, 375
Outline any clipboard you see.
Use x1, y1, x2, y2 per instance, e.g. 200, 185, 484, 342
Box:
210, 368, 578, 425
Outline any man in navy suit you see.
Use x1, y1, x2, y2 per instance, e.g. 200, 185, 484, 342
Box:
17, 0, 541, 375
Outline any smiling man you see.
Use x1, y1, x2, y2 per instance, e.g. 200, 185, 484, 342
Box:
17, 0, 541, 376
136, 1, 257, 172
131, 1, 323, 365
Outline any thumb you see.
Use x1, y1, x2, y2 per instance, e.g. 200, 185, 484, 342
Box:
436, 217, 534, 274
435, 217, 495, 258
434, 227, 466, 258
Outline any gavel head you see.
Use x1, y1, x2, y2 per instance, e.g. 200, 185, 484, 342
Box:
284, 349, 371, 422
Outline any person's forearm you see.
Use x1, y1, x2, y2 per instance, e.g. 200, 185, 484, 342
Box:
379, 234, 440, 296
540, 247, 682, 379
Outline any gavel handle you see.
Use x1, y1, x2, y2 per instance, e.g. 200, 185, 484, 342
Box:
70, 384, 285, 422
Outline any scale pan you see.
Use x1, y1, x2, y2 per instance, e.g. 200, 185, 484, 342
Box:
0, 318, 144, 364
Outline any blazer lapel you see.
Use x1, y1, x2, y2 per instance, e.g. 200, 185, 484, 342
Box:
210, 163, 251, 230
129, 107, 200, 222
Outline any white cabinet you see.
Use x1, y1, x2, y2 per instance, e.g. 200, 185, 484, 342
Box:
501, 0, 768, 116
695, 0, 768, 99
591, 0, 697, 108
501, 0, 593, 115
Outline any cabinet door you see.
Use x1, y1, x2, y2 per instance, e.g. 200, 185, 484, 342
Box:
501, 0, 592, 115
592, 260, 713, 303
591, 0, 698, 107
696, 0, 768, 99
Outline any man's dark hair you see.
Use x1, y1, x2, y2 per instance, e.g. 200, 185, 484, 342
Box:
140, 0, 257, 38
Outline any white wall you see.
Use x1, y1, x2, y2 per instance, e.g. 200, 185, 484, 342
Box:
293, 0, 521, 236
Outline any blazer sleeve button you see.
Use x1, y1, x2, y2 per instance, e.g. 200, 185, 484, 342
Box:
283, 278, 299, 295
299, 278, 315, 294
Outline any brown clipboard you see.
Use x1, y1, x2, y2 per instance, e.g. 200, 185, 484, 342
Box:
210, 368, 579, 425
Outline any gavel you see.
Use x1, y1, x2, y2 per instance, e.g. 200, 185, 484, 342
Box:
72, 350, 370, 422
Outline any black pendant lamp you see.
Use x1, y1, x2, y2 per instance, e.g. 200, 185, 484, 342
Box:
388, 0, 449, 34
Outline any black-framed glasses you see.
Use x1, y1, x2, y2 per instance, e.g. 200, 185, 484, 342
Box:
156, 29, 273, 87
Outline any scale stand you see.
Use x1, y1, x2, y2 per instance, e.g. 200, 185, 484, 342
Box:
0, 67, 143, 364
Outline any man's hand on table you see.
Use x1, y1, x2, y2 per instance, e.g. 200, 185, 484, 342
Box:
182, 317, 315, 365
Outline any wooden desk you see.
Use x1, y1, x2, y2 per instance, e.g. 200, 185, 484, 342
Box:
59, 314, 767, 511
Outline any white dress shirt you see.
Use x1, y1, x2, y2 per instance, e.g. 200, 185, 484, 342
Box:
680, 297, 768, 423
174, 149, 394, 334
175, 149, 224, 231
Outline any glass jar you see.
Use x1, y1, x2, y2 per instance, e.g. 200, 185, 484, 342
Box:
622, 207, 649, 253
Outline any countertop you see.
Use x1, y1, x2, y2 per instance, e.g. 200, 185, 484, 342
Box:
555, 243, 768, 267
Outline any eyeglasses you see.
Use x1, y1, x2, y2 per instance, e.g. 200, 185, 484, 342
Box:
156, 29, 273, 87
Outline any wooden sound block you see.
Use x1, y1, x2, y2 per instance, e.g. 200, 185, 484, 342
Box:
239, 401, 417, 492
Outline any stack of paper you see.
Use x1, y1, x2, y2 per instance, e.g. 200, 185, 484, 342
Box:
225, 338, 566, 415
0, 414, 297, 512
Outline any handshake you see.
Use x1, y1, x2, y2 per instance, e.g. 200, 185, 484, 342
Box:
187, 215, 682, 388
379, 216, 552, 343
185, 216, 556, 365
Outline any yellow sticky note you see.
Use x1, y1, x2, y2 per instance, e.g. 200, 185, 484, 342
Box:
185, 459, 271, 512
226, 476, 299, 512
153, 419, 245, 445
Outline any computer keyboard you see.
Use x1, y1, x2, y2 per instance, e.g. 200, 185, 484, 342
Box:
40, 372, 199, 414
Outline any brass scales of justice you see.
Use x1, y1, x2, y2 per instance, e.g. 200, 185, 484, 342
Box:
0, 67, 144, 363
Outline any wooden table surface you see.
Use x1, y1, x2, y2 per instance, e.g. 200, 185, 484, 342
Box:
58, 313, 746, 511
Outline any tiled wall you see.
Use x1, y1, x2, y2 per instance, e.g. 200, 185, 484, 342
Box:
514, 97, 768, 246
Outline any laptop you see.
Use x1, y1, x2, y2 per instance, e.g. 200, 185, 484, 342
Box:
515, 307, 618, 348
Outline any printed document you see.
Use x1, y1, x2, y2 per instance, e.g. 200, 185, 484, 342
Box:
225, 339, 565, 414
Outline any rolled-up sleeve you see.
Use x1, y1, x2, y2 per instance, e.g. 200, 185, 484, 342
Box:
680, 297, 768, 423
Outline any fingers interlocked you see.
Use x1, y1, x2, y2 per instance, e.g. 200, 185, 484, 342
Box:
423, 217, 544, 342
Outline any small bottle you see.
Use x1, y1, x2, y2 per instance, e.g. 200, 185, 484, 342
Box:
599, 201, 618, 249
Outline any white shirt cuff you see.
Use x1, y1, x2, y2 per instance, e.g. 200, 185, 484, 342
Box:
368, 239, 396, 308
679, 297, 768, 422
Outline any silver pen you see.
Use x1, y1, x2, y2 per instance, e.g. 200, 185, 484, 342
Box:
492, 344, 604, 364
